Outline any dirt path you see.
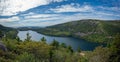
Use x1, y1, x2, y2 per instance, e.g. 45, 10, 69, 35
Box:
80, 52, 85, 56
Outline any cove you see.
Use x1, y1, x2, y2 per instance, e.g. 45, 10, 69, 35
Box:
17, 30, 105, 51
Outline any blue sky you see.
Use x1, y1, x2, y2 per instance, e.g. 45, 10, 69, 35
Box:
0, 0, 120, 27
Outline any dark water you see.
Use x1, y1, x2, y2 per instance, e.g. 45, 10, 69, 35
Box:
17, 30, 105, 51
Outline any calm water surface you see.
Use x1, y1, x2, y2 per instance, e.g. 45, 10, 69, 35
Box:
17, 30, 105, 51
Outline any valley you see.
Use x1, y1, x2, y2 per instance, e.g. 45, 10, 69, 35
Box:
18, 19, 120, 43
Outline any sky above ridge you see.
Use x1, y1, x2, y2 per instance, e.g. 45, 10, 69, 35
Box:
0, 0, 120, 27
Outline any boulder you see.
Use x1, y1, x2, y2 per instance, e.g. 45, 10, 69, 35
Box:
0, 41, 7, 52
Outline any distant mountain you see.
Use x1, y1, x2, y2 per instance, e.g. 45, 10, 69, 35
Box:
0, 25, 15, 32
17, 26, 43, 31
0, 24, 18, 39
33, 19, 120, 43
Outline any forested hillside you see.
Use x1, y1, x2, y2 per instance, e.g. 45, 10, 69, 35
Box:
0, 22, 120, 62
33, 19, 120, 43
0, 31, 120, 62
0, 24, 18, 39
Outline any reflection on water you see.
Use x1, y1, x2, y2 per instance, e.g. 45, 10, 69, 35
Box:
18, 30, 106, 51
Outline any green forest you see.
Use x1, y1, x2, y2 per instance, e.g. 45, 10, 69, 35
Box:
0, 30, 120, 62
0, 0, 120, 61
20, 19, 120, 43
0, 20, 120, 62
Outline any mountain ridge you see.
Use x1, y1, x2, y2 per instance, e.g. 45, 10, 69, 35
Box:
31, 19, 120, 43
0, 24, 18, 39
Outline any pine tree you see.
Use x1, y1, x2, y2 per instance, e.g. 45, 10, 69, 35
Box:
67, 45, 73, 53
109, 33, 120, 62
60, 43, 67, 48
51, 39, 59, 49
77, 47, 81, 52
25, 32, 31, 42
41, 37, 46, 44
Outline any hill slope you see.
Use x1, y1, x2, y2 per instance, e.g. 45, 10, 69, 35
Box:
0, 25, 18, 39
33, 19, 120, 43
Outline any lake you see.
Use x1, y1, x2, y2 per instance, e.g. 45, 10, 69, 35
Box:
17, 30, 105, 51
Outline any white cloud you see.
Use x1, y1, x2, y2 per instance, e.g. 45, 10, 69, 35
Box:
94, 12, 114, 16
0, 16, 20, 22
22, 12, 36, 16
52, 0, 67, 2
50, 3, 93, 13
97, 6, 120, 12
0, 0, 65, 16
1, 12, 119, 27
24, 14, 60, 19
91, 10, 120, 17
0, 2, 120, 27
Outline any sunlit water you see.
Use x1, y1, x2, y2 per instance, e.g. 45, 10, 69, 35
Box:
18, 30, 106, 51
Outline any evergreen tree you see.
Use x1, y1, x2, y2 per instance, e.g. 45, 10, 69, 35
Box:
25, 32, 31, 42
0, 31, 3, 39
0, 30, 2, 35
109, 33, 120, 62
60, 43, 67, 48
51, 39, 59, 49
41, 37, 46, 44
67, 45, 73, 53
77, 47, 81, 52
16, 37, 21, 42
0, 31, 4, 39
49, 50, 53, 62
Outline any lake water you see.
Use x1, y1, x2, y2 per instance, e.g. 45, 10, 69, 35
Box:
17, 30, 105, 51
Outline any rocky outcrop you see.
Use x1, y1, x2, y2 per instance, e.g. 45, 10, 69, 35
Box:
74, 32, 93, 37
0, 41, 7, 52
